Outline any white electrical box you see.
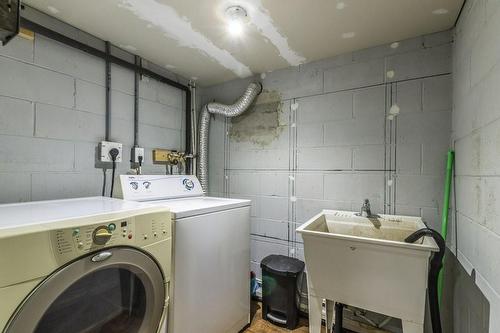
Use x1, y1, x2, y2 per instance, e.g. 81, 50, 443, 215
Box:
99, 141, 123, 162
131, 147, 145, 164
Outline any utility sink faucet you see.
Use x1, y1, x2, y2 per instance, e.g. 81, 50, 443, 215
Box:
356, 199, 379, 218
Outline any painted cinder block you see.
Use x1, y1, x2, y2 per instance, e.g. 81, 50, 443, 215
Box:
324, 59, 385, 93
397, 111, 451, 145
0, 136, 74, 172
250, 236, 289, 263
396, 143, 422, 175
297, 147, 352, 170
260, 172, 289, 197
352, 36, 424, 62
230, 149, 289, 170
323, 173, 384, 206
31, 172, 102, 201
396, 79, 422, 114
395, 174, 443, 208
0, 56, 75, 108
385, 44, 452, 82
297, 90, 352, 124
138, 123, 181, 149
229, 172, 260, 195
324, 117, 385, 146
297, 123, 323, 147
0, 96, 34, 137
0, 173, 31, 203
470, 3, 500, 87
253, 218, 289, 240
353, 86, 386, 119
295, 173, 324, 200
423, 30, 454, 48
139, 98, 182, 130
423, 74, 452, 112
353, 145, 385, 170
35, 103, 104, 142
295, 198, 352, 223
263, 65, 323, 100
0, 36, 34, 63
422, 142, 449, 176
260, 196, 289, 221
75, 80, 105, 115
111, 117, 134, 146
112, 91, 134, 121
158, 83, 184, 108
34, 35, 105, 84
111, 64, 134, 94
139, 77, 158, 102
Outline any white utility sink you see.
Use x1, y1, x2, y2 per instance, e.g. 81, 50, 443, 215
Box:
297, 210, 439, 333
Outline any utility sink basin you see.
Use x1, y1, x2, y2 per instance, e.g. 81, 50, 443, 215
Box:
297, 210, 438, 333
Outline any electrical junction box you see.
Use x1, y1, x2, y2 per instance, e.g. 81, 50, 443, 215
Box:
131, 147, 145, 164
99, 141, 123, 162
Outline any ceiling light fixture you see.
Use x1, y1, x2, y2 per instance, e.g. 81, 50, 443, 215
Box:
225, 5, 248, 37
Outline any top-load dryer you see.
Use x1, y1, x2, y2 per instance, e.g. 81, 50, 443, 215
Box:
116, 175, 251, 333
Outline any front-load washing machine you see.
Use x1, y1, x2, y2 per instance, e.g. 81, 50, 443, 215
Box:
0, 196, 172, 333
116, 175, 251, 333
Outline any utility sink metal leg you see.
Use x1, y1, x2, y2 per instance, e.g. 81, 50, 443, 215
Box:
402, 320, 424, 333
308, 295, 323, 333
325, 300, 334, 333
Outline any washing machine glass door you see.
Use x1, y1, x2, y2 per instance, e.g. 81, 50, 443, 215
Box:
4, 247, 165, 333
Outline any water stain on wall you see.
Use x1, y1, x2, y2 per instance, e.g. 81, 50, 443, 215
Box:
229, 90, 285, 147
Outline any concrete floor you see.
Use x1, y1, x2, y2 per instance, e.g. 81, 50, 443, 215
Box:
243, 301, 310, 333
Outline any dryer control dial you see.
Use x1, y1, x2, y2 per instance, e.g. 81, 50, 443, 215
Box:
93, 226, 113, 245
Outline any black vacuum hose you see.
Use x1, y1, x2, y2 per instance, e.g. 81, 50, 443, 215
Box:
405, 228, 446, 333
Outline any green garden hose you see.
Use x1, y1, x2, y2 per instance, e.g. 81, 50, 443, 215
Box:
438, 150, 454, 306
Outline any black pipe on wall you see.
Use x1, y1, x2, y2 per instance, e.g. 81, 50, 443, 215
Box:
134, 55, 140, 147
20, 18, 193, 161
105, 41, 111, 141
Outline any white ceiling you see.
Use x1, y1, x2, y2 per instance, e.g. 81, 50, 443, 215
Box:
25, 0, 463, 86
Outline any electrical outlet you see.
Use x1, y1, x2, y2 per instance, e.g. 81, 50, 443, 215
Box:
99, 141, 123, 162
131, 147, 145, 164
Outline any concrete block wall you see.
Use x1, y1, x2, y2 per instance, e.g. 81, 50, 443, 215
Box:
0, 22, 186, 203
452, 0, 500, 331
200, 30, 453, 280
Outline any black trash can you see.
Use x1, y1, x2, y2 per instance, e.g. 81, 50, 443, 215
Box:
260, 255, 305, 330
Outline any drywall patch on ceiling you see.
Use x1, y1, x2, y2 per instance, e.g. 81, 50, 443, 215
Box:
118, 0, 252, 78
236, 0, 306, 66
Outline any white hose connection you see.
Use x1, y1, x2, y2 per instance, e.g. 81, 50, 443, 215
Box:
197, 82, 263, 192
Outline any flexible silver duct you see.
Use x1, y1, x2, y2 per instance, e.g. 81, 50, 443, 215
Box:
197, 82, 262, 192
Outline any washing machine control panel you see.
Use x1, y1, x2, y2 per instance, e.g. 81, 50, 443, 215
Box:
51, 211, 171, 263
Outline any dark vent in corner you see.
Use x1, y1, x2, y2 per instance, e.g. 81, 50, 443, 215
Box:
0, 0, 20, 46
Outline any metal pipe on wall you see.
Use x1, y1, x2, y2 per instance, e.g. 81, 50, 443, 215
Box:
189, 81, 197, 176
197, 82, 262, 192
20, 17, 194, 167
134, 55, 140, 147
105, 41, 111, 141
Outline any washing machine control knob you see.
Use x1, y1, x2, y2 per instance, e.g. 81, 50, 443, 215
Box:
93, 226, 113, 245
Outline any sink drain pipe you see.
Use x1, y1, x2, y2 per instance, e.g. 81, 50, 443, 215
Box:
405, 228, 446, 333
197, 82, 262, 192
